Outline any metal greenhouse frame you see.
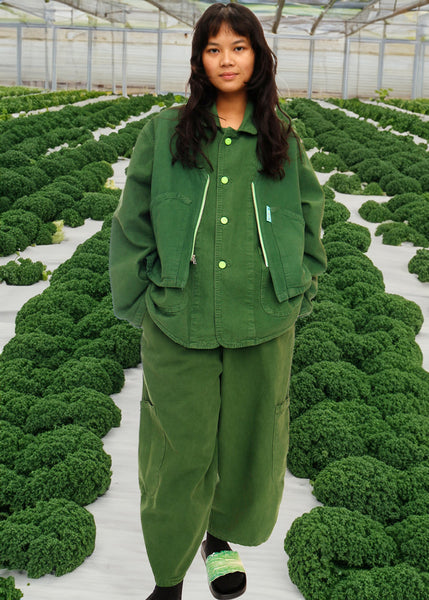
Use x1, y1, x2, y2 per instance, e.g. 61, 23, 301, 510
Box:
0, 0, 428, 98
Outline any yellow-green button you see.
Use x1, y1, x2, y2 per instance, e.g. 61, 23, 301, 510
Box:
220, 176, 229, 184
225, 137, 232, 146
220, 216, 228, 225
218, 260, 227, 269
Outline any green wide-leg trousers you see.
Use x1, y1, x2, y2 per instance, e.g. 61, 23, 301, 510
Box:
139, 315, 295, 587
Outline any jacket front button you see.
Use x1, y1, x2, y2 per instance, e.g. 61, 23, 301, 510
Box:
220, 216, 228, 224
218, 260, 227, 269
220, 176, 229, 184
224, 137, 232, 146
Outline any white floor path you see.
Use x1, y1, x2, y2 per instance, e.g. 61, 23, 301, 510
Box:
1, 122, 428, 600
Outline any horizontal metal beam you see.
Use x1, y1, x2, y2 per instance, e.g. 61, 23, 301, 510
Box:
0, 19, 424, 43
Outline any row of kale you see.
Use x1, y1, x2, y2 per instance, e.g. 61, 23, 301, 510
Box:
328, 97, 429, 142
290, 99, 429, 198
385, 97, 429, 116
282, 199, 428, 596
0, 85, 43, 98
0, 89, 106, 116
0, 93, 178, 256
291, 99, 429, 282
0, 219, 141, 578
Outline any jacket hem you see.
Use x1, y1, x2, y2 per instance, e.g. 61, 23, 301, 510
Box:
147, 308, 297, 349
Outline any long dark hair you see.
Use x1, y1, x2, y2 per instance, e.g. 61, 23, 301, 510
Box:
171, 2, 294, 180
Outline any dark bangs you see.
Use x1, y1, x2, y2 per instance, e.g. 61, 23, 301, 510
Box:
205, 6, 255, 41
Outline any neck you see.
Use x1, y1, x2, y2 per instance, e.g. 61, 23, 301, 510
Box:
216, 92, 248, 130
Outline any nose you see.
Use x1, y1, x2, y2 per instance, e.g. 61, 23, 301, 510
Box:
220, 50, 234, 66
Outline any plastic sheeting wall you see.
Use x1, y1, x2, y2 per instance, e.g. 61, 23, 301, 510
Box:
425, 45, 429, 96
0, 23, 427, 98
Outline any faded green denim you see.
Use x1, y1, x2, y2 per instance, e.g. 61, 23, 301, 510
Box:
139, 313, 295, 586
109, 103, 327, 344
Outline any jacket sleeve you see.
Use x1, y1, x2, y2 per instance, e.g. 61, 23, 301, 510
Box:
109, 120, 156, 328
297, 141, 327, 315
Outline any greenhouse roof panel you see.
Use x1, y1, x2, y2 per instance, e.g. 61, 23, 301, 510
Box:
0, 0, 428, 35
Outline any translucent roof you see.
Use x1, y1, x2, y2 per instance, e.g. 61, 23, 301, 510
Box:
1, 0, 429, 38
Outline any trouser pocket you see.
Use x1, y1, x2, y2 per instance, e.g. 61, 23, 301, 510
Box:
138, 382, 166, 497
272, 398, 290, 483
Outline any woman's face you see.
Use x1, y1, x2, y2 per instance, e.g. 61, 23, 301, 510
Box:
202, 22, 255, 98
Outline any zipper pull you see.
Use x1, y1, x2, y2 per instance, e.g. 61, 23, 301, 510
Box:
191, 254, 197, 265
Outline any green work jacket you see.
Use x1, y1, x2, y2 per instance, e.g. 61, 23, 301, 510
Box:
109, 102, 327, 348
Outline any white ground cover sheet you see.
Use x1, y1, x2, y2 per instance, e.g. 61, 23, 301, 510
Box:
0, 115, 428, 600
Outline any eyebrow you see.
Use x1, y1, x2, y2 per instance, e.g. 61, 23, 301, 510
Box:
206, 39, 247, 46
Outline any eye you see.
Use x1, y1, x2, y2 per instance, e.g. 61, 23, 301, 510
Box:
234, 46, 245, 52
206, 47, 219, 54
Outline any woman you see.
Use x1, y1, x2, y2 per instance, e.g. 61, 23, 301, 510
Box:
109, 3, 326, 599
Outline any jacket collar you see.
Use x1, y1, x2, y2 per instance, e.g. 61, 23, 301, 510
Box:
210, 100, 257, 136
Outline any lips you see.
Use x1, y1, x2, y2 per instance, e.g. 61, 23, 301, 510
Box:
220, 73, 237, 80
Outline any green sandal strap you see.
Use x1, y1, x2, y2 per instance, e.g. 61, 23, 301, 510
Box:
205, 550, 245, 584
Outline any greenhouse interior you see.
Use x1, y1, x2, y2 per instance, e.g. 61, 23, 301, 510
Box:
1, 0, 429, 97
1, 1, 429, 600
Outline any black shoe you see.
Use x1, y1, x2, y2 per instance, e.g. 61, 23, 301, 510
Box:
146, 581, 183, 600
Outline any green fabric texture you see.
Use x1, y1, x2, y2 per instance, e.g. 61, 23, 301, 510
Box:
109, 102, 326, 348
138, 313, 295, 586
205, 550, 246, 583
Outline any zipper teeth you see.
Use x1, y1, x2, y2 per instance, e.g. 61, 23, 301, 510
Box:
251, 183, 269, 268
191, 174, 210, 260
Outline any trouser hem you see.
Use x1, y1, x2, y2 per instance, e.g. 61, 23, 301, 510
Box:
154, 576, 185, 588
207, 526, 271, 548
